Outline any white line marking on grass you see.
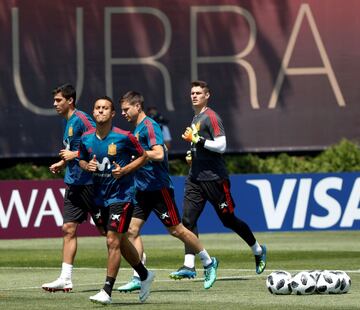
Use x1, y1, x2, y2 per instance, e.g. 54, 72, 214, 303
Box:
1, 269, 359, 292
1, 267, 359, 273
0, 275, 260, 291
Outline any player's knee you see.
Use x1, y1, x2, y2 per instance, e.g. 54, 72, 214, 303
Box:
62, 222, 77, 238
127, 224, 140, 239
106, 233, 120, 249
168, 224, 185, 239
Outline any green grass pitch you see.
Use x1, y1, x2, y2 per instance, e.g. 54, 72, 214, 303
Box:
0, 231, 359, 309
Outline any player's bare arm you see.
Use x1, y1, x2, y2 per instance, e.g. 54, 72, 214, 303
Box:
79, 155, 97, 172
146, 144, 164, 162
112, 151, 147, 179
59, 149, 78, 161
49, 160, 65, 174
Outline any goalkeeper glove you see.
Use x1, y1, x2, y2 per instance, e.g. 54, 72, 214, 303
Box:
182, 124, 205, 146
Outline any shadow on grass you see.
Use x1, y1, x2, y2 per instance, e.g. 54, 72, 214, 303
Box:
216, 277, 251, 282
191, 276, 251, 283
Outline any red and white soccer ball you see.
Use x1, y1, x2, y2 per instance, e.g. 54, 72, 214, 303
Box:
266, 271, 292, 295
290, 271, 316, 295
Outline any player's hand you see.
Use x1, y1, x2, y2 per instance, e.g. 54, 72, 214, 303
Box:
59, 149, 76, 161
182, 124, 200, 143
86, 155, 97, 172
182, 124, 205, 146
111, 161, 125, 179
185, 150, 192, 165
49, 161, 64, 174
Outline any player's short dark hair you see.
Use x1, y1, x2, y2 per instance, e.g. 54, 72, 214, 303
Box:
191, 80, 210, 93
52, 83, 76, 106
95, 95, 115, 111
120, 91, 144, 110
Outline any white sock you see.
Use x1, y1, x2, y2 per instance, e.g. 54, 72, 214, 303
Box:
197, 249, 212, 267
133, 252, 146, 278
183, 254, 196, 268
60, 262, 73, 280
251, 242, 262, 256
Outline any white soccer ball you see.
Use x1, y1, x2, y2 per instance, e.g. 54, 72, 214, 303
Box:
332, 270, 351, 294
309, 269, 323, 282
316, 270, 341, 294
266, 271, 292, 295
290, 271, 316, 295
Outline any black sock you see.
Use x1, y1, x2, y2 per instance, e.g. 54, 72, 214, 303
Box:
133, 262, 148, 281
103, 276, 116, 296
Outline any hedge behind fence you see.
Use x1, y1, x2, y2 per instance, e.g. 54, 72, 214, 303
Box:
0, 139, 359, 180
170, 139, 360, 175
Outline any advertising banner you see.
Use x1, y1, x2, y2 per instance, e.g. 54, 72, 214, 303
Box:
0, 0, 359, 158
1, 172, 359, 239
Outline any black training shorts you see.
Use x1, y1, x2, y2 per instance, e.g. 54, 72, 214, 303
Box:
97, 202, 134, 234
63, 184, 98, 224
133, 188, 180, 227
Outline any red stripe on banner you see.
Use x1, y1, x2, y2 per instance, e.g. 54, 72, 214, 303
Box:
161, 188, 179, 226
205, 109, 220, 137
118, 202, 130, 233
144, 119, 157, 146
223, 180, 234, 214
75, 111, 94, 130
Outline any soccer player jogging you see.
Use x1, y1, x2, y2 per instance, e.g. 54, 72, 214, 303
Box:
118, 91, 218, 292
78, 96, 154, 305
169, 80, 267, 280
42, 83, 105, 293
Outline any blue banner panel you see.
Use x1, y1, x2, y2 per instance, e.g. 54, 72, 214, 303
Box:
141, 172, 360, 234
0, 172, 359, 239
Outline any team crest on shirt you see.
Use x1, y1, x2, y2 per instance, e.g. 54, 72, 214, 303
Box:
108, 143, 117, 155
68, 126, 73, 137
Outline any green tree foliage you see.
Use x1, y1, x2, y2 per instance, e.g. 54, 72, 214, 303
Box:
0, 139, 359, 180
0, 163, 65, 180
176, 139, 360, 175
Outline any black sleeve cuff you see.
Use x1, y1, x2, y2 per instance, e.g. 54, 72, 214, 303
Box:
198, 136, 205, 146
